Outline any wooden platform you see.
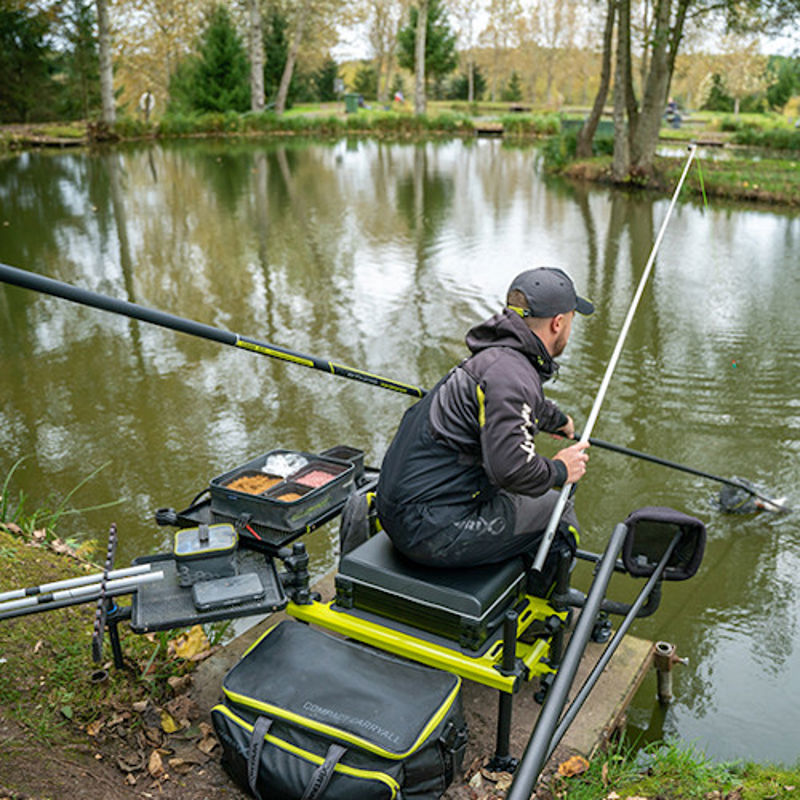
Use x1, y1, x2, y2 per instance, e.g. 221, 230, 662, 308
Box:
191, 570, 655, 795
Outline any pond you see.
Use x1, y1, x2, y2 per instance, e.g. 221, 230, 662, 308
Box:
0, 137, 798, 766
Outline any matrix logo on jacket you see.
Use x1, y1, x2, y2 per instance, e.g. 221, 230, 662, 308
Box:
519, 402, 537, 462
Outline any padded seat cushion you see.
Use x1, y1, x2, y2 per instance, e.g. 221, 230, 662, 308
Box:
338, 532, 525, 619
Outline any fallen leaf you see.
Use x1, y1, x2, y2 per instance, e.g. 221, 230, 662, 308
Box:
495, 772, 513, 792
558, 755, 590, 777
132, 700, 149, 713
602, 762, 609, 786
168, 758, 192, 774
61, 705, 73, 720
125, 774, 137, 785
117, 752, 146, 773
168, 625, 210, 660
197, 732, 218, 755
167, 674, 192, 693
148, 750, 164, 778
33, 640, 44, 654
2, 522, 22, 535
160, 710, 180, 734
469, 771, 484, 789
86, 719, 104, 736
32, 529, 46, 542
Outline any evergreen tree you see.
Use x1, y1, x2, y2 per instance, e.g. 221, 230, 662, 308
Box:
765, 56, 800, 111
0, 2, 57, 122
701, 74, 734, 112
353, 62, 378, 100
59, 0, 101, 120
397, 0, 458, 92
501, 70, 523, 102
314, 55, 339, 102
446, 66, 486, 100
192, 4, 250, 112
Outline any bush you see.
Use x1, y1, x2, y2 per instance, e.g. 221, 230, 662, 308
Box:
500, 113, 561, 137
730, 127, 800, 150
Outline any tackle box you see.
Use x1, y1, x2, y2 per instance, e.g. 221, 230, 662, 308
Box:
173, 522, 238, 587
335, 531, 527, 651
210, 449, 356, 533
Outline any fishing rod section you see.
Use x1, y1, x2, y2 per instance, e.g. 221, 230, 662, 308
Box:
531, 144, 699, 575
0, 262, 423, 399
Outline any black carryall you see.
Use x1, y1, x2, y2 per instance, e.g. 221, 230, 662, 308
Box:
212, 621, 468, 799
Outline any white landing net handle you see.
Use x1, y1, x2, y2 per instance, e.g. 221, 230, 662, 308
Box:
532, 144, 698, 573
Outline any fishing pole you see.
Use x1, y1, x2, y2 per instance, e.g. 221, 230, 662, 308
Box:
0, 262, 423, 399
0, 570, 164, 619
531, 144, 699, 573
0, 256, 789, 512
562, 433, 792, 513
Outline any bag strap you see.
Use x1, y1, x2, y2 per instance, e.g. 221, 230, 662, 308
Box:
247, 716, 274, 799
300, 743, 348, 800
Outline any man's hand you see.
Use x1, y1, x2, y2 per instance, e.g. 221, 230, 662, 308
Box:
553, 440, 589, 483
556, 415, 576, 439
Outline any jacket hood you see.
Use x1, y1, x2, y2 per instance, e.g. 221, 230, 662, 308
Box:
465, 308, 558, 380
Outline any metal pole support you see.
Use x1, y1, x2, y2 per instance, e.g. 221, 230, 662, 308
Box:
653, 640, 687, 705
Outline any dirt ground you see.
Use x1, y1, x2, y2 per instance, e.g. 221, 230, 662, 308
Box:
0, 664, 563, 800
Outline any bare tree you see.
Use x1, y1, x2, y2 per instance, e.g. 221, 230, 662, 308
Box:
249, 0, 265, 111
414, 0, 428, 113
96, 0, 115, 124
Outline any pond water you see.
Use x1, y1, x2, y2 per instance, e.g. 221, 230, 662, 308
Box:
0, 137, 798, 765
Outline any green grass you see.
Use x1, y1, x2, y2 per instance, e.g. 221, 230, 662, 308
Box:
554, 738, 800, 799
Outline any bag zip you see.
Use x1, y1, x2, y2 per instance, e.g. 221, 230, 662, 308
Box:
213, 704, 400, 798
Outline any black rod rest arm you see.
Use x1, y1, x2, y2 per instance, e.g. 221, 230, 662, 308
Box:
551, 579, 664, 619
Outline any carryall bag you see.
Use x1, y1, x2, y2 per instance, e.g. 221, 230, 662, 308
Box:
212, 621, 468, 800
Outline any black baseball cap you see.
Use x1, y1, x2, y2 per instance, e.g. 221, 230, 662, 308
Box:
508, 267, 594, 317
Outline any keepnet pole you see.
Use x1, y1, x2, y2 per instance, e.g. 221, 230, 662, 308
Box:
531, 144, 698, 572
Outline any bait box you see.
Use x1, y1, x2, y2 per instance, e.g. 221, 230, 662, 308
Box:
320, 445, 365, 484
173, 523, 238, 587
192, 573, 265, 612
210, 450, 355, 532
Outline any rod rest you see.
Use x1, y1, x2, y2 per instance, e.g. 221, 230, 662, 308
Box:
551, 578, 663, 619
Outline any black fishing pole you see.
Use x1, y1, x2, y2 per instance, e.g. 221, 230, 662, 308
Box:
0, 262, 423, 399
0, 261, 789, 512
561, 433, 792, 513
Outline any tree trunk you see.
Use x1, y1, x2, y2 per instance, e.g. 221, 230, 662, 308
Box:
576, 0, 615, 158
249, 0, 265, 112
414, 0, 428, 114
468, 58, 474, 102
630, 0, 672, 174
612, 0, 631, 180
276, 0, 311, 115
95, 0, 115, 125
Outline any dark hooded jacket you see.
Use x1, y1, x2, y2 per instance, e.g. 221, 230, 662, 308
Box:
376, 308, 568, 550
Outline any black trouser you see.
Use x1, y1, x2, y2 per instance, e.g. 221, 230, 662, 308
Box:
388, 488, 579, 573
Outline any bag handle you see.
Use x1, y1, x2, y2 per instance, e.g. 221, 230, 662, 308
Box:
300, 743, 347, 800
247, 716, 274, 799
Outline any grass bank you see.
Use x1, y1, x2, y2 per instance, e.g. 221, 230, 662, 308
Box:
548, 737, 800, 800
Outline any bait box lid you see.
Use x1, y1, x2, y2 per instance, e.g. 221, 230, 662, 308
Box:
173, 523, 238, 560
209, 449, 355, 533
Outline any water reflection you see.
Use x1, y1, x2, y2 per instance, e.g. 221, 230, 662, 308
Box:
0, 138, 798, 764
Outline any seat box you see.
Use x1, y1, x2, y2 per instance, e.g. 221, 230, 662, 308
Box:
335, 532, 526, 651
210, 450, 355, 532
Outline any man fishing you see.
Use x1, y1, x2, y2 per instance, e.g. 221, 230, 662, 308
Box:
376, 267, 593, 590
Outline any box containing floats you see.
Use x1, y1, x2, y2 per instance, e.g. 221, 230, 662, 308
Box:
209, 449, 356, 532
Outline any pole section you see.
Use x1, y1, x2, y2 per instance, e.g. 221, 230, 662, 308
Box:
531, 145, 698, 572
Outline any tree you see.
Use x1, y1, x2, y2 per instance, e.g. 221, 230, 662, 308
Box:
314, 54, 339, 101
500, 69, 523, 101
60, 0, 101, 120
275, 0, 312, 114
192, 4, 250, 112
0, 2, 58, 122
249, 0, 265, 111
264, 5, 289, 104
446, 64, 486, 99
353, 61, 378, 99
447, 0, 485, 103
715, 34, 769, 115
95, 0, 115, 124
397, 0, 458, 110
766, 55, 800, 110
